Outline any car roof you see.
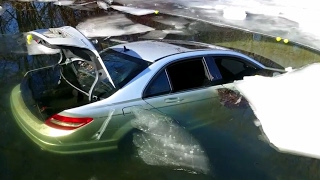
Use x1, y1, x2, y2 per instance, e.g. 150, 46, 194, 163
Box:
109, 40, 227, 62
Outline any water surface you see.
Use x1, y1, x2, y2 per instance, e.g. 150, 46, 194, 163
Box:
1, 1, 320, 180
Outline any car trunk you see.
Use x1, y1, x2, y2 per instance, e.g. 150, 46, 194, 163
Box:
19, 26, 118, 121
21, 26, 153, 121
20, 66, 90, 121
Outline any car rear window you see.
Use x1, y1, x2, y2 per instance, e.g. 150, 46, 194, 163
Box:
99, 49, 151, 88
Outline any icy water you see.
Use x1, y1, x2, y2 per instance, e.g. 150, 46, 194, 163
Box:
2, 1, 320, 180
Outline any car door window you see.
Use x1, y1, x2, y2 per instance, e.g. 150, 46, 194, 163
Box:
166, 57, 210, 92
144, 70, 171, 98
214, 56, 258, 82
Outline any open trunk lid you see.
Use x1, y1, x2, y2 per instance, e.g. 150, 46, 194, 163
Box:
26, 26, 115, 101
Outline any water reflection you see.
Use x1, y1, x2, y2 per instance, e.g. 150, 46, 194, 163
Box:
0, 1, 104, 33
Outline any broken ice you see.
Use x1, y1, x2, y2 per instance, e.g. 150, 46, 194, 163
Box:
130, 107, 211, 174
235, 63, 320, 159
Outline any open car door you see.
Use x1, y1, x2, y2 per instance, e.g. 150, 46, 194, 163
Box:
26, 26, 115, 101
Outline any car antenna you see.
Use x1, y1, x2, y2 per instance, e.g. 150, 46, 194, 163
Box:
123, 46, 129, 52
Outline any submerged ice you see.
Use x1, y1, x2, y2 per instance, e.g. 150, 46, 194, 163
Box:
130, 107, 211, 174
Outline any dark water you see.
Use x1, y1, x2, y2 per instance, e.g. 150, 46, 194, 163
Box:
1, 1, 320, 180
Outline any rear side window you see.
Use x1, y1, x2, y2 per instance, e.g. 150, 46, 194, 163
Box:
214, 56, 258, 82
220, 59, 246, 75
144, 70, 171, 98
100, 50, 150, 88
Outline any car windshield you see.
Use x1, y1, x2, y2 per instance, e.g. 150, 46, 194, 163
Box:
100, 49, 151, 88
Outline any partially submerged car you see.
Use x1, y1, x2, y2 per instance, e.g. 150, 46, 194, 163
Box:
10, 26, 286, 154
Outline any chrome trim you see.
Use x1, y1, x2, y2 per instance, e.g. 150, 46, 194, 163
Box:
202, 57, 214, 81
140, 38, 229, 50
263, 66, 287, 73
164, 69, 173, 91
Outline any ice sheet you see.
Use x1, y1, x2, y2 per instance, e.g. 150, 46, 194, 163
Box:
110, 5, 156, 16
114, 0, 320, 51
9, 0, 320, 50
130, 107, 211, 174
76, 14, 155, 38
234, 63, 320, 159
152, 16, 190, 29
54, 0, 75, 6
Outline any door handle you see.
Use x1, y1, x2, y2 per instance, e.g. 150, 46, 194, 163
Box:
123, 105, 143, 115
165, 97, 184, 103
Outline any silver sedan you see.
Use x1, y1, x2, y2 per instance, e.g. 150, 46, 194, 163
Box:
10, 26, 285, 154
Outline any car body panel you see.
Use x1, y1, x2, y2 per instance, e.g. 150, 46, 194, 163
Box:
110, 40, 193, 62
13, 82, 150, 153
144, 85, 223, 129
11, 85, 118, 154
66, 50, 266, 109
